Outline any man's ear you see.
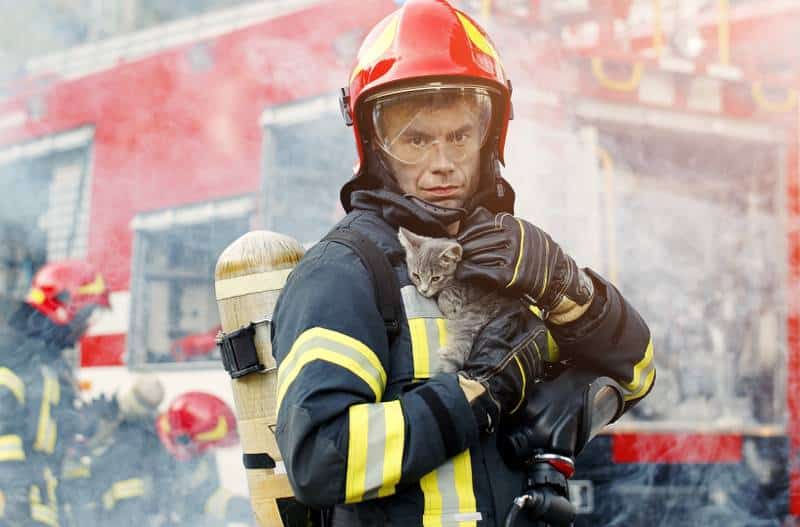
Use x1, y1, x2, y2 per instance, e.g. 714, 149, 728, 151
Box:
398, 227, 421, 251
440, 242, 463, 264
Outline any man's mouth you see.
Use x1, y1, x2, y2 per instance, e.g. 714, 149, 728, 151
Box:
424, 186, 460, 197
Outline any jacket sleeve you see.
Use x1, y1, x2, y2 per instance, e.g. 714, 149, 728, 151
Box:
546, 268, 655, 412
272, 242, 479, 508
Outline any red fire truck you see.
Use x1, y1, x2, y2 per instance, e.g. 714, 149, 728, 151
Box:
0, 0, 797, 522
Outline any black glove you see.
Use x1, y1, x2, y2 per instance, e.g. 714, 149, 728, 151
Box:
460, 301, 547, 430
457, 208, 593, 315
499, 368, 625, 464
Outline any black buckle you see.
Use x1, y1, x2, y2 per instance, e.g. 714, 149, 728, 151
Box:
339, 86, 353, 126
217, 322, 265, 379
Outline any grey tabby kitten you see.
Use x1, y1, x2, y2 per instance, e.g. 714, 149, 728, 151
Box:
398, 227, 508, 373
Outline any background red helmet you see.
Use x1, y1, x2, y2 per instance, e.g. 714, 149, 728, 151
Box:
341, 0, 513, 174
25, 260, 110, 326
157, 391, 238, 461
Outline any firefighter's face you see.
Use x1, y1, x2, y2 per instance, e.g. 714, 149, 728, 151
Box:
378, 99, 482, 210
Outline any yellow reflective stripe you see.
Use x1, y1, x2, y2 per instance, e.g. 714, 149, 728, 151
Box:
77, 274, 106, 296
409, 318, 432, 379
378, 401, 405, 498
278, 328, 386, 411
0, 435, 26, 462
29, 469, 59, 527
30, 504, 59, 527
436, 319, 448, 350
453, 451, 478, 527
505, 217, 525, 289
350, 14, 399, 82
455, 11, 501, 62
346, 404, 369, 503
34, 370, 59, 455
421, 450, 480, 526
625, 368, 656, 401
420, 469, 443, 527
345, 401, 406, 503
621, 339, 655, 401
196, 416, 228, 442
0, 367, 24, 404
103, 478, 146, 510
204, 487, 233, 518
546, 331, 559, 362
509, 356, 527, 415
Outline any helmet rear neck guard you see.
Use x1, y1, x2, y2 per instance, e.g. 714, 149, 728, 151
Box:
340, 0, 513, 196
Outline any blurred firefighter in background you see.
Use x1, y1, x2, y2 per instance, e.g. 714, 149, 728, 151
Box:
60, 374, 166, 527
156, 391, 253, 526
0, 260, 109, 526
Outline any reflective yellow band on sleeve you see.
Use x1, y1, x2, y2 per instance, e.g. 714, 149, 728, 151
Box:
345, 401, 406, 503
621, 339, 655, 401
277, 328, 386, 412
0, 368, 24, 404
33, 370, 59, 455
102, 478, 146, 510
0, 435, 26, 462
420, 450, 481, 526
30, 504, 59, 527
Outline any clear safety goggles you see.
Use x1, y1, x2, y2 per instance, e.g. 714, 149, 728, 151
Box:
370, 85, 494, 165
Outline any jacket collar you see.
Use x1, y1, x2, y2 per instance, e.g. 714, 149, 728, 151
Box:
349, 189, 460, 238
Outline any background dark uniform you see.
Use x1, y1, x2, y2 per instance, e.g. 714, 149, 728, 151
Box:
0, 299, 82, 527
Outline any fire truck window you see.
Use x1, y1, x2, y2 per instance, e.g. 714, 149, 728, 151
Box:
598, 129, 783, 427
0, 144, 91, 299
261, 96, 354, 245
129, 213, 250, 366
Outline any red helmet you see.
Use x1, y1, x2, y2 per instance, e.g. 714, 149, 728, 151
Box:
25, 260, 110, 326
340, 0, 513, 180
156, 392, 238, 461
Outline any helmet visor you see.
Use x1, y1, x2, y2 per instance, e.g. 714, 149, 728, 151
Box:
371, 86, 493, 165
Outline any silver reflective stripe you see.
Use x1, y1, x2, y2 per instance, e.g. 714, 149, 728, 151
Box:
401, 286, 441, 318
420, 450, 480, 526
402, 286, 445, 378
346, 401, 405, 503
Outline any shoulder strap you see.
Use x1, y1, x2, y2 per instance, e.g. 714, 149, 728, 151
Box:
322, 228, 402, 340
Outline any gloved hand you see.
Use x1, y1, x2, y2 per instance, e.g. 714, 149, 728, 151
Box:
457, 208, 594, 322
499, 368, 625, 464
459, 301, 547, 431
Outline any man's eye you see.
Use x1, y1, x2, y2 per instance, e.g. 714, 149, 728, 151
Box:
409, 135, 428, 147
449, 131, 468, 145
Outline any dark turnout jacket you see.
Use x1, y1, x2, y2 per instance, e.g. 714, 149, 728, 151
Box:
272, 189, 654, 526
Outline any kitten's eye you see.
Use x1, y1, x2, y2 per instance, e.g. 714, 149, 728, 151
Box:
431, 276, 441, 283
412, 272, 420, 282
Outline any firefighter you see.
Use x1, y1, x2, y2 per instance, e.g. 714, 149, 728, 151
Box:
61, 374, 166, 527
0, 260, 110, 526
269, 1, 655, 525
156, 391, 253, 526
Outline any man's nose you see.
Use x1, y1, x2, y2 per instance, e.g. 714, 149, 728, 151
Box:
429, 142, 455, 173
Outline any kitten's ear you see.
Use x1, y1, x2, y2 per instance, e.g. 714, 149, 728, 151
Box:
398, 227, 421, 251
440, 241, 463, 264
